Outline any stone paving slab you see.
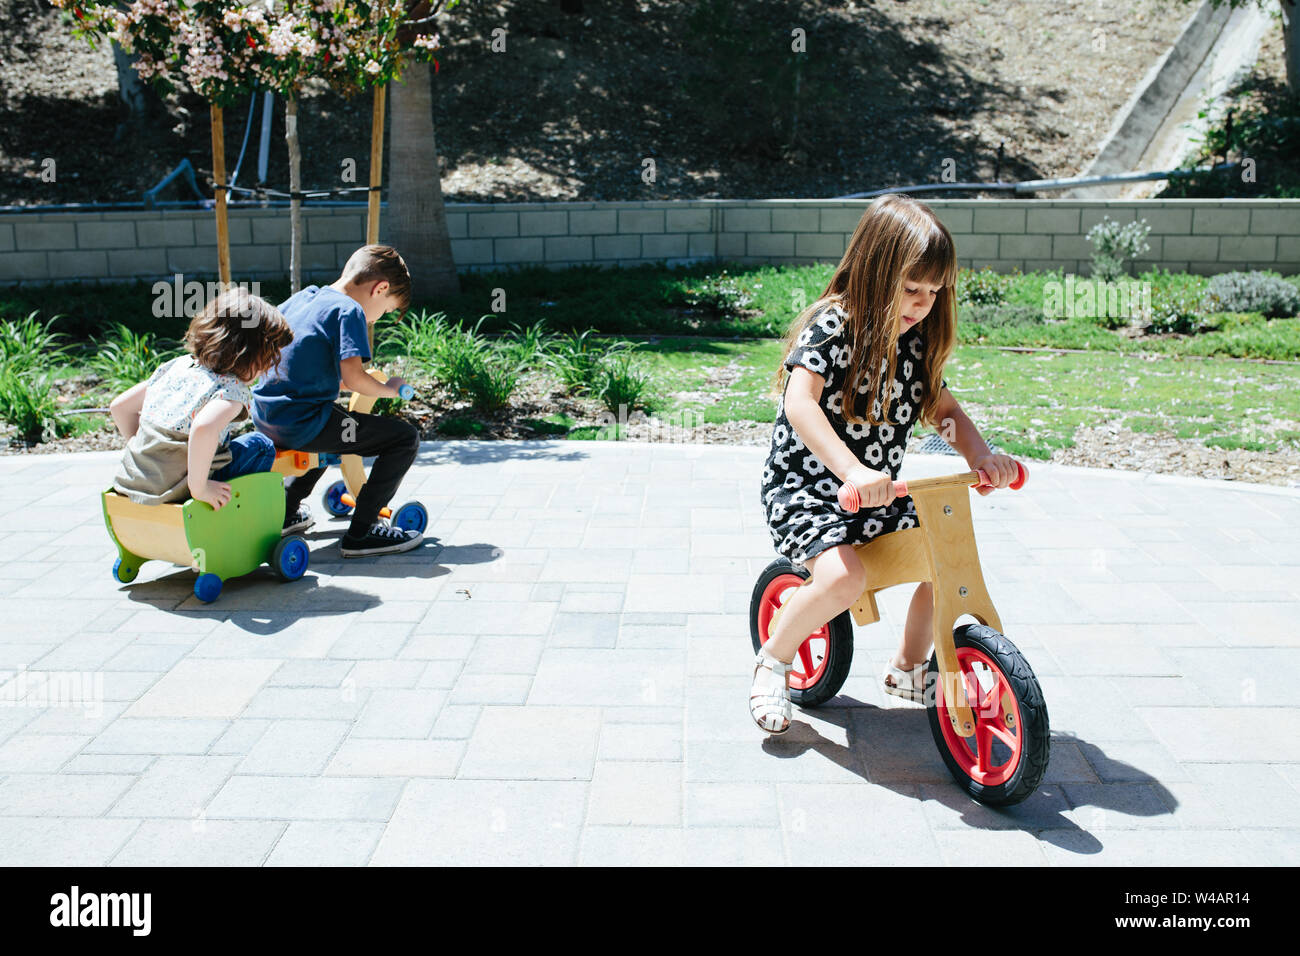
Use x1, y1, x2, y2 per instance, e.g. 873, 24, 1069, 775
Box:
0, 441, 1298, 865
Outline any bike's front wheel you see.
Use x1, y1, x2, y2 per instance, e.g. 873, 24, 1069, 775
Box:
927, 623, 1050, 806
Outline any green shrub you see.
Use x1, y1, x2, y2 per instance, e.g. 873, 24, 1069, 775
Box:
592, 352, 654, 414
462, 355, 522, 411
90, 323, 182, 393
1200, 271, 1300, 318
1147, 287, 1207, 334
0, 371, 70, 443
960, 302, 1046, 328
0, 311, 71, 376
499, 319, 554, 367
547, 329, 630, 395
1087, 217, 1151, 282
387, 309, 450, 362
956, 268, 1011, 306
437, 415, 485, 437
677, 269, 757, 318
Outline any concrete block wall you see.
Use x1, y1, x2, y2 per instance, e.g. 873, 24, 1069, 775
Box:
0, 199, 1297, 286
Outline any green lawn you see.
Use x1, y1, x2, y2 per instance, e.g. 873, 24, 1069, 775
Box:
619, 336, 1300, 459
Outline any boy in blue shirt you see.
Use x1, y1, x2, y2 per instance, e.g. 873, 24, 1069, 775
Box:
254, 245, 422, 557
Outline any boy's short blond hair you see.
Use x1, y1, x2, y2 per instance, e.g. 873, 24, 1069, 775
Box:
341, 245, 412, 316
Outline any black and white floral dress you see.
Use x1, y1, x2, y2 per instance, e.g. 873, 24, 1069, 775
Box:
761, 303, 945, 566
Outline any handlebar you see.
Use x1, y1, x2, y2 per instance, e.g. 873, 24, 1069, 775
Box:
397, 384, 415, 400
837, 461, 1027, 514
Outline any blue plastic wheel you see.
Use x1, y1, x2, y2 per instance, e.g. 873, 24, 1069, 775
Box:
112, 557, 138, 584
272, 535, 310, 582
392, 501, 428, 534
322, 479, 352, 517
194, 573, 223, 603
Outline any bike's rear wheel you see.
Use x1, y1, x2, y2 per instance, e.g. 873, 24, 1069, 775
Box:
749, 557, 853, 708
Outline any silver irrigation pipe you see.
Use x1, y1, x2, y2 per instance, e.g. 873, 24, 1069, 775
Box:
836, 163, 1240, 199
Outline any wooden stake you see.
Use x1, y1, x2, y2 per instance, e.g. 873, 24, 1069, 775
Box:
367, 84, 386, 245
286, 95, 302, 294
210, 106, 231, 286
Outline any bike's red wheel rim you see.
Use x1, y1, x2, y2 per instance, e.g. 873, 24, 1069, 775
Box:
935, 645, 1024, 787
757, 573, 830, 691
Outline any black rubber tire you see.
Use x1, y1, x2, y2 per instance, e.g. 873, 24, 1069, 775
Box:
748, 557, 854, 708
926, 622, 1050, 807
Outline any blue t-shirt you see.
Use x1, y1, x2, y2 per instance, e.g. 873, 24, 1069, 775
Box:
252, 285, 371, 448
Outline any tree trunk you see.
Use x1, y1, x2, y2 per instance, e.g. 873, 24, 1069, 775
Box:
210, 106, 231, 286
1283, 0, 1300, 94
388, 60, 460, 302
111, 41, 156, 140
286, 95, 303, 294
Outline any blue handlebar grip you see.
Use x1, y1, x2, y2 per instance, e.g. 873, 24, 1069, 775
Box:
397, 384, 414, 400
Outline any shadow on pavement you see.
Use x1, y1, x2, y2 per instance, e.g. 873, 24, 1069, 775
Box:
762, 702, 1174, 856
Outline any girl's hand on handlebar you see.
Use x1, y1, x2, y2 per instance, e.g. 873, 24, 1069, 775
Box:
971, 453, 1020, 496
845, 464, 895, 509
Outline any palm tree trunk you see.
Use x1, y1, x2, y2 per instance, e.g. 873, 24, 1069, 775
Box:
286, 95, 302, 293
388, 60, 460, 302
1283, 1, 1300, 95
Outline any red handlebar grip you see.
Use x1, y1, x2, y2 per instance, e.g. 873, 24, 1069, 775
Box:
1010, 460, 1028, 490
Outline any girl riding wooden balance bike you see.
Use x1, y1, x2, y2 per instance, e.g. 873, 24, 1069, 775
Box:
750, 463, 1049, 806
752, 193, 1049, 806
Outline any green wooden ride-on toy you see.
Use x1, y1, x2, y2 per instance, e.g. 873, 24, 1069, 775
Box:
102, 471, 311, 603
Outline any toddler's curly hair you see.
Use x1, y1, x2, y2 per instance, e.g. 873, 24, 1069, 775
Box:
185, 287, 293, 382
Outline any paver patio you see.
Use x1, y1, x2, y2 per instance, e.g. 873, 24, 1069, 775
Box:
0, 440, 1297, 866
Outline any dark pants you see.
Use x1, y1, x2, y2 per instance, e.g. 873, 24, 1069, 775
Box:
285, 406, 420, 537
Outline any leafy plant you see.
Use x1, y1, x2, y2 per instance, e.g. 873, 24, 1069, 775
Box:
0, 311, 71, 376
90, 323, 182, 393
437, 415, 485, 437
592, 351, 653, 414
678, 269, 757, 318
1087, 217, 1151, 282
0, 371, 70, 444
1147, 287, 1207, 335
1200, 271, 1300, 318
546, 329, 630, 395
956, 268, 1011, 306
499, 319, 554, 367
387, 309, 450, 362
960, 302, 1045, 328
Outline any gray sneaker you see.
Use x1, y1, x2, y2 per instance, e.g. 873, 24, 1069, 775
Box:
339, 523, 423, 557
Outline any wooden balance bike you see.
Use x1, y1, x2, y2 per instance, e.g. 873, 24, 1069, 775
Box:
749, 463, 1049, 806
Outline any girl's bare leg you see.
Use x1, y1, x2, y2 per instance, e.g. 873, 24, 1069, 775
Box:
763, 544, 865, 663
894, 581, 934, 669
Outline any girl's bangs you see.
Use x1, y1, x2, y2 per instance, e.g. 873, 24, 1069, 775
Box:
908, 227, 957, 288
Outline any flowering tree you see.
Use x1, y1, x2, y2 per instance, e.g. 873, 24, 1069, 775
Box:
53, 1, 445, 289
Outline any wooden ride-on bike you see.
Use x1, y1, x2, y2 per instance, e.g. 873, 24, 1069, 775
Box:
749, 463, 1050, 806
272, 368, 428, 534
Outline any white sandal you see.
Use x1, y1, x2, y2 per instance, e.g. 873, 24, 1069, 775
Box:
750, 649, 793, 735
882, 658, 930, 704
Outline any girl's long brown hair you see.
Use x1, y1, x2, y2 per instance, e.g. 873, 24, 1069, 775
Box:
773, 194, 957, 429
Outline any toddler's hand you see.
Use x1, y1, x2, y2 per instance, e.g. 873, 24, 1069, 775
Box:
194, 480, 232, 510
846, 464, 896, 509
386, 375, 409, 398
971, 453, 1019, 496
